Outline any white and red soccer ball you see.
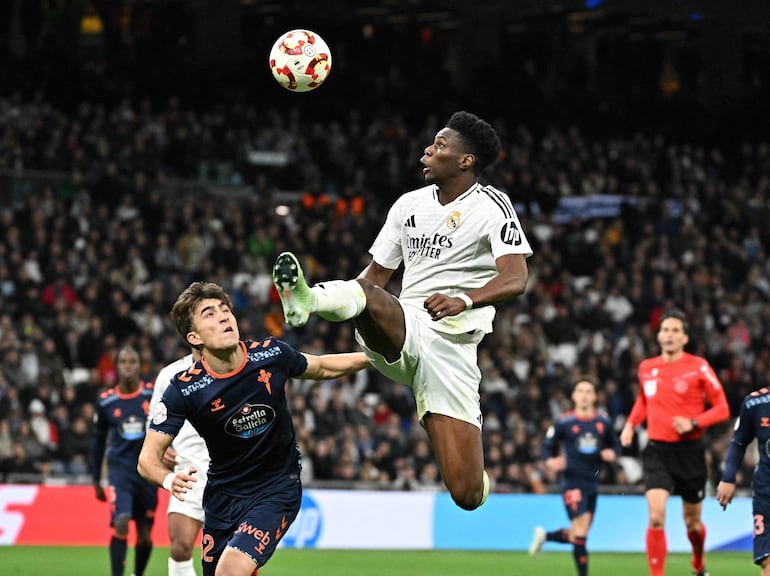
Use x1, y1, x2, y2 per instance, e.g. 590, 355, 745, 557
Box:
269, 29, 332, 92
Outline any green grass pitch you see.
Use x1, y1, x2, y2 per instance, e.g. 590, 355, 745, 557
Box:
0, 547, 757, 575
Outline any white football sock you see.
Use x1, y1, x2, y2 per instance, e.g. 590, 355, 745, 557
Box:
479, 469, 490, 507
169, 558, 197, 576
312, 280, 367, 321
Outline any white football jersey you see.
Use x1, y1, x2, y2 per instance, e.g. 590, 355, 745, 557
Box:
369, 182, 532, 334
148, 354, 210, 473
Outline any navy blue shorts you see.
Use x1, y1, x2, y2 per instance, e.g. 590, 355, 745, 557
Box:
201, 477, 302, 576
753, 492, 770, 566
561, 485, 598, 520
108, 470, 158, 527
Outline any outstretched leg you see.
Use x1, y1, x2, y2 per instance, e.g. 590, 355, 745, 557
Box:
272, 252, 406, 359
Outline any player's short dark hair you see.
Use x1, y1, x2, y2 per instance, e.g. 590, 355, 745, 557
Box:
573, 375, 598, 392
114, 344, 139, 366
171, 281, 234, 347
659, 307, 688, 334
446, 111, 501, 171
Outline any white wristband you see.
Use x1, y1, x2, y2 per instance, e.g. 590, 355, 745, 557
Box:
162, 472, 175, 492
458, 293, 473, 310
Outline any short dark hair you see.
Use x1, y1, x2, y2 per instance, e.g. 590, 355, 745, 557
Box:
170, 281, 234, 347
114, 344, 139, 366
445, 111, 501, 171
573, 375, 598, 392
659, 307, 688, 334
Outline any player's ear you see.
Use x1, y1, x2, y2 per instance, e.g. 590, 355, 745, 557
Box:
459, 153, 475, 171
186, 331, 203, 347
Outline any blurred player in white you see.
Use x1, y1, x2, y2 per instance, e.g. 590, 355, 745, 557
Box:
273, 110, 532, 510
148, 349, 206, 576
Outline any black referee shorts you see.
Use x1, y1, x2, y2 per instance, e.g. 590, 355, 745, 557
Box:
642, 438, 707, 503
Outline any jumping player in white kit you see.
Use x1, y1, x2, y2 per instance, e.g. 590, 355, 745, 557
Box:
273, 110, 532, 510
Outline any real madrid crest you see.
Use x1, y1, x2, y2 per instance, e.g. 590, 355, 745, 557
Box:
447, 210, 461, 229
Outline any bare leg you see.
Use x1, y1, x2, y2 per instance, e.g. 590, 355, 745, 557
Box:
423, 413, 485, 510
168, 512, 202, 562
216, 546, 258, 576
647, 488, 669, 529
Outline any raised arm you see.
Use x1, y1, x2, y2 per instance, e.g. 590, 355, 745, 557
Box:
300, 352, 371, 380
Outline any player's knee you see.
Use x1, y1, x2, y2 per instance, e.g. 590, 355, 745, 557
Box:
684, 517, 701, 533
169, 540, 193, 561
447, 481, 484, 511
451, 492, 480, 511
357, 279, 377, 300
648, 514, 665, 529
135, 526, 152, 547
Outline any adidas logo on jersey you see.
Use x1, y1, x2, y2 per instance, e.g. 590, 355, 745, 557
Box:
404, 215, 416, 227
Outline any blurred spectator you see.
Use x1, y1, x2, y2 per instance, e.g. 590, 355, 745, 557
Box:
0, 419, 13, 462
37, 337, 66, 390
27, 398, 59, 459
60, 415, 92, 476
1, 441, 50, 481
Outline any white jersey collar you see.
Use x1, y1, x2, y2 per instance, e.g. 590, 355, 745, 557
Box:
432, 181, 482, 204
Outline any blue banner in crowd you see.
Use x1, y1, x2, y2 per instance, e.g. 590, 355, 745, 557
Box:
550, 194, 634, 224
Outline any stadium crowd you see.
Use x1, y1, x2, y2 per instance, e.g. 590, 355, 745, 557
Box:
0, 88, 767, 499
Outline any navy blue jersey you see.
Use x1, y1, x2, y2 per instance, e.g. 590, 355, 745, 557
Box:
149, 338, 308, 495
92, 381, 155, 483
722, 388, 770, 493
542, 410, 621, 489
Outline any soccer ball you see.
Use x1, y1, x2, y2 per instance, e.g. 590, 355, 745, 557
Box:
269, 29, 332, 92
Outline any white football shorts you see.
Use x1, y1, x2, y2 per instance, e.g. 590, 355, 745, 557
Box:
167, 460, 207, 523
355, 301, 485, 428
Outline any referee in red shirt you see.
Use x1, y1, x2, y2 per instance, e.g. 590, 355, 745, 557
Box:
621, 309, 729, 576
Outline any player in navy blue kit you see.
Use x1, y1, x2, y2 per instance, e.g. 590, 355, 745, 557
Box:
717, 387, 770, 575
138, 281, 370, 576
529, 376, 621, 576
92, 345, 158, 576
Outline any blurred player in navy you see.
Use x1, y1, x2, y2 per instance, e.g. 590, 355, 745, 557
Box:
717, 387, 770, 575
138, 281, 370, 576
621, 309, 729, 576
92, 345, 157, 576
529, 376, 621, 576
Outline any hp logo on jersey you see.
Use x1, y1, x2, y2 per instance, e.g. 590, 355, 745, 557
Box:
499, 220, 522, 246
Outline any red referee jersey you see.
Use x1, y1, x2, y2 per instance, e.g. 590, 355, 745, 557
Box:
628, 352, 729, 442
